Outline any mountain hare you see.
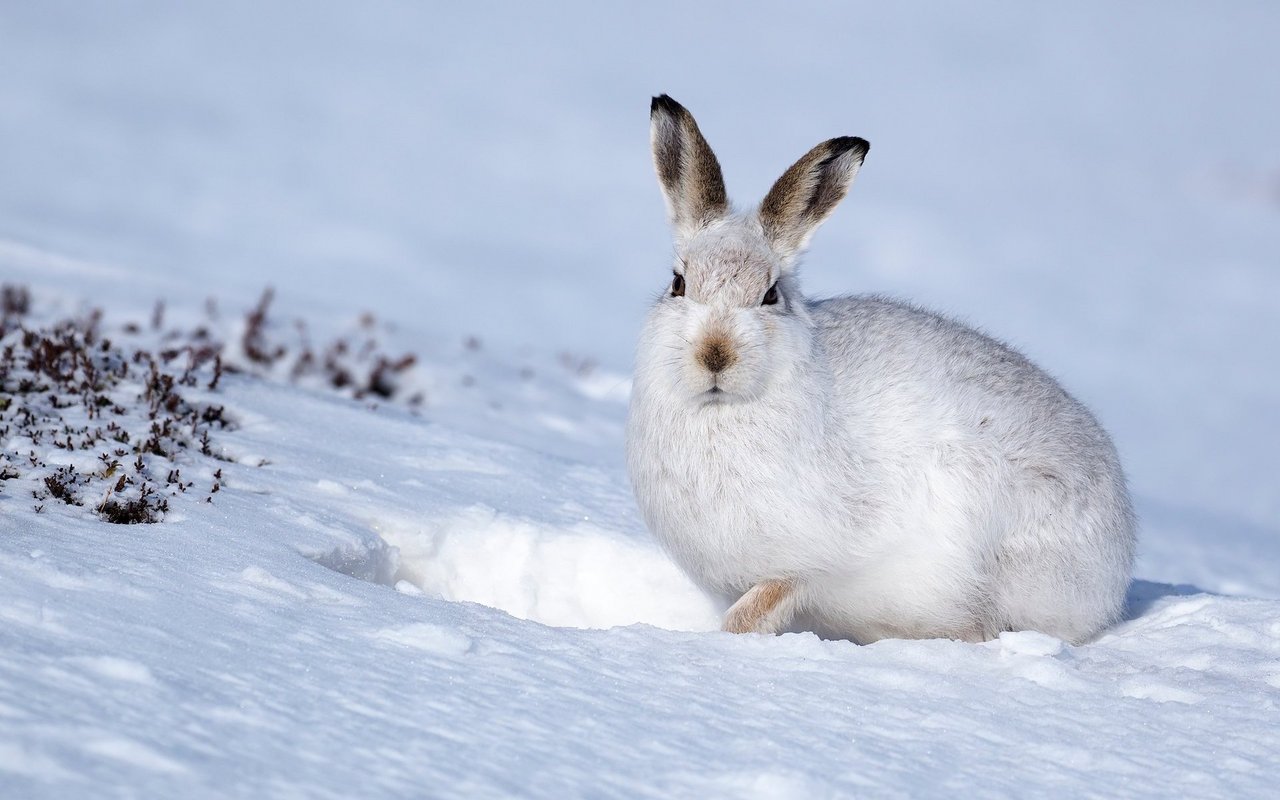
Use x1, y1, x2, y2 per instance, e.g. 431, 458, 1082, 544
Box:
626, 95, 1135, 644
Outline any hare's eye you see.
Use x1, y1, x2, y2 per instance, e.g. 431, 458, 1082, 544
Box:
762, 282, 780, 306
670, 273, 685, 297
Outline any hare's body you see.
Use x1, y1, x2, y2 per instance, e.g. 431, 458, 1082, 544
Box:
627, 96, 1135, 644
630, 291, 1133, 643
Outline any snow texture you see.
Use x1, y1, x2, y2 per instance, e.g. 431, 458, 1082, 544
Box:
2, 2, 1279, 798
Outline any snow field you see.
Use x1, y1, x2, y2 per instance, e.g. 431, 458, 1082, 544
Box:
2, 286, 1277, 797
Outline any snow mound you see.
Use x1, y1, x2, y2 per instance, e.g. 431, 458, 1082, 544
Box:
313, 506, 720, 631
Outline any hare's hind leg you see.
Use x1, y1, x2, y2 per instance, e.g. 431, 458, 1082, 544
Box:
723, 579, 797, 635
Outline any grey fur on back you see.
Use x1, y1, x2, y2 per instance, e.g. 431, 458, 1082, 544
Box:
627, 96, 1136, 645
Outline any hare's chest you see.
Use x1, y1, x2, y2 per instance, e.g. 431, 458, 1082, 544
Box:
628, 411, 836, 596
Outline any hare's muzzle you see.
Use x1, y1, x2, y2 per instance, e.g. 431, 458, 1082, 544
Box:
697, 333, 737, 375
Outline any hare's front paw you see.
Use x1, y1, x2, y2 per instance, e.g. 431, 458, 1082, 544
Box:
722, 579, 796, 635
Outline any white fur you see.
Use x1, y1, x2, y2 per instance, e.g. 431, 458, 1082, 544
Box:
627, 100, 1135, 645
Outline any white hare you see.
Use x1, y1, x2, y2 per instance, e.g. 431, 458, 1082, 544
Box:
626, 95, 1135, 644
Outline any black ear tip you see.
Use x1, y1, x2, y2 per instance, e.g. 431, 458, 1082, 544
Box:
651, 94, 686, 118
831, 136, 870, 159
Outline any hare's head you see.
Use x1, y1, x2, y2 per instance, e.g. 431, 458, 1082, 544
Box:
639, 95, 868, 405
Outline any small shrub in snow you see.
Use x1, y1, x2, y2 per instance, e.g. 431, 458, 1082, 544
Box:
0, 291, 225, 523
0, 285, 421, 525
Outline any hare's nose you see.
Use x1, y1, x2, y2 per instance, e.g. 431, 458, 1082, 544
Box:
698, 336, 736, 374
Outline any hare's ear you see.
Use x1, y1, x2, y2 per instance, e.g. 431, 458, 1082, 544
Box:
759, 136, 868, 264
650, 95, 728, 242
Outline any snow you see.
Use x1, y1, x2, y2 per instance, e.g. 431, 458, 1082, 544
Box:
3, 2, 1280, 797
